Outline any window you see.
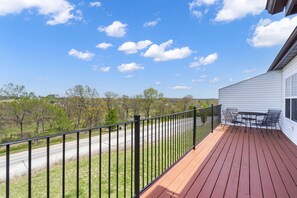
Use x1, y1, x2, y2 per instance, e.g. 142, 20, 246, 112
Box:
293, 99, 297, 122
286, 99, 291, 118
285, 73, 297, 122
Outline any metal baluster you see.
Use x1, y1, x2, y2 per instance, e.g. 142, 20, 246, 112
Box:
28, 141, 32, 198
47, 138, 50, 198
76, 133, 79, 198
6, 145, 10, 198
62, 135, 65, 198
88, 130, 92, 198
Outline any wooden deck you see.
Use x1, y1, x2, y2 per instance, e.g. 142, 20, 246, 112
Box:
140, 125, 297, 198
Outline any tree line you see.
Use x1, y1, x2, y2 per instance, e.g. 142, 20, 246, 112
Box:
0, 83, 216, 142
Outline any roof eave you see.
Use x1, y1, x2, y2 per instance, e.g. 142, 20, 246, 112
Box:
266, 0, 287, 14
268, 26, 297, 71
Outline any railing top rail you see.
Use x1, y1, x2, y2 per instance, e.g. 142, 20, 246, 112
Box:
0, 120, 135, 147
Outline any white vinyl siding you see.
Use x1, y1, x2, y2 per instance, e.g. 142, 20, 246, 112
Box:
219, 71, 282, 113
282, 55, 297, 145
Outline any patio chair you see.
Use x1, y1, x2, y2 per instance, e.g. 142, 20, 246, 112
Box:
256, 109, 281, 137
223, 108, 243, 132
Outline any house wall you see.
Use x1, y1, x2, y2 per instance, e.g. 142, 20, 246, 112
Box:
282, 55, 297, 144
219, 71, 282, 113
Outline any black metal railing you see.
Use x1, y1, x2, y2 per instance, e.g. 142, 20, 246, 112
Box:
0, 105, 221, 198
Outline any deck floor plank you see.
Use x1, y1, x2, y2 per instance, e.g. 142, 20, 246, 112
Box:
237, 130, 250, 198
264, 131, 297, 197
249, 129, 263, 198
160, 129, 224, 197
140, 126, 297, 198
198, 127, 238, 198
184, 127, 233, 197
207, 126, 241, 198
223, 127, 245, 198
254, 129, 276, 198
268, 132, 297, 185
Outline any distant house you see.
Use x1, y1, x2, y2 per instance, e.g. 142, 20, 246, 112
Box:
219, 1, 297, 144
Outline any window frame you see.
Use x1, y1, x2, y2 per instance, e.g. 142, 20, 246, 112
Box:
285, 73, 297, 123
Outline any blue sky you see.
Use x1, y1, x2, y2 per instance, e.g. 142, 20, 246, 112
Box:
0, 0, 296, 98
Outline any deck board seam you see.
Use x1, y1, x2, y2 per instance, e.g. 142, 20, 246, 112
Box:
198, 125, 238, 197
257, 130, 277, 197
261, 131, 289, 197
157, 130, 222, 197
184, 127, 234, 197
253, 129, 264, 197
223, 127, 245, 198
269, 130, 297, 186
181, 127, 231, 197
210, 125, 241, 198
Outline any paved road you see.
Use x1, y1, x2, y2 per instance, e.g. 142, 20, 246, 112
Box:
0, 118, 202, 181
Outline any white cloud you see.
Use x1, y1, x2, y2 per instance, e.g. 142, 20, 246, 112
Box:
247, 17, 297, 47
89, 1, 101, 7
229, 78, 233, 82
118, 40, 152, 54
190, 52, 218, 68
189, 0, 216, 18
155, 82, 161, 85
125, 74, 133, 78
0, 0, 81, 25
117, 63, 144, 73
143, 18, 161, 27
68, 49, 94, 61
209, 77, 219, 83
189, 0, 217, 10
96, 42, 113, 49
191, 11, 203, 18
100, 67, 110, 72
244, 68, 256, 74
98, 21, 127, 38
215, 0, 265, 22
192, 74, 206, 82
142, 40, 192, 62
172, 85, 192, 90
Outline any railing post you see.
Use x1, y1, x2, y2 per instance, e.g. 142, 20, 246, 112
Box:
218, 104, 222, 124
134, 115, 141, 198
193, 107, 197, 150
211, 104, 214, 133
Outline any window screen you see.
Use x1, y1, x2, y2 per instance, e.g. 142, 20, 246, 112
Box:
292, 99, 297, 122
286, 99, 291, 119
286, 77, 291, 97
292, 74, 297, 97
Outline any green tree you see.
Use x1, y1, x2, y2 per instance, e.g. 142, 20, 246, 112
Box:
65, 85, 98, 129
120, 95, 130, 120
0, 103, 6, 130
0, 83, 34, 99
143, 88, 161, 118
177, 95, 193, 111
47, 105, 73, 132
7, 97, 31, 138
105, 109, 118, 126
104, 91, 118, 111
84, 98, 105, 127
198, 100, 211, 108
131, 95, 142, 116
